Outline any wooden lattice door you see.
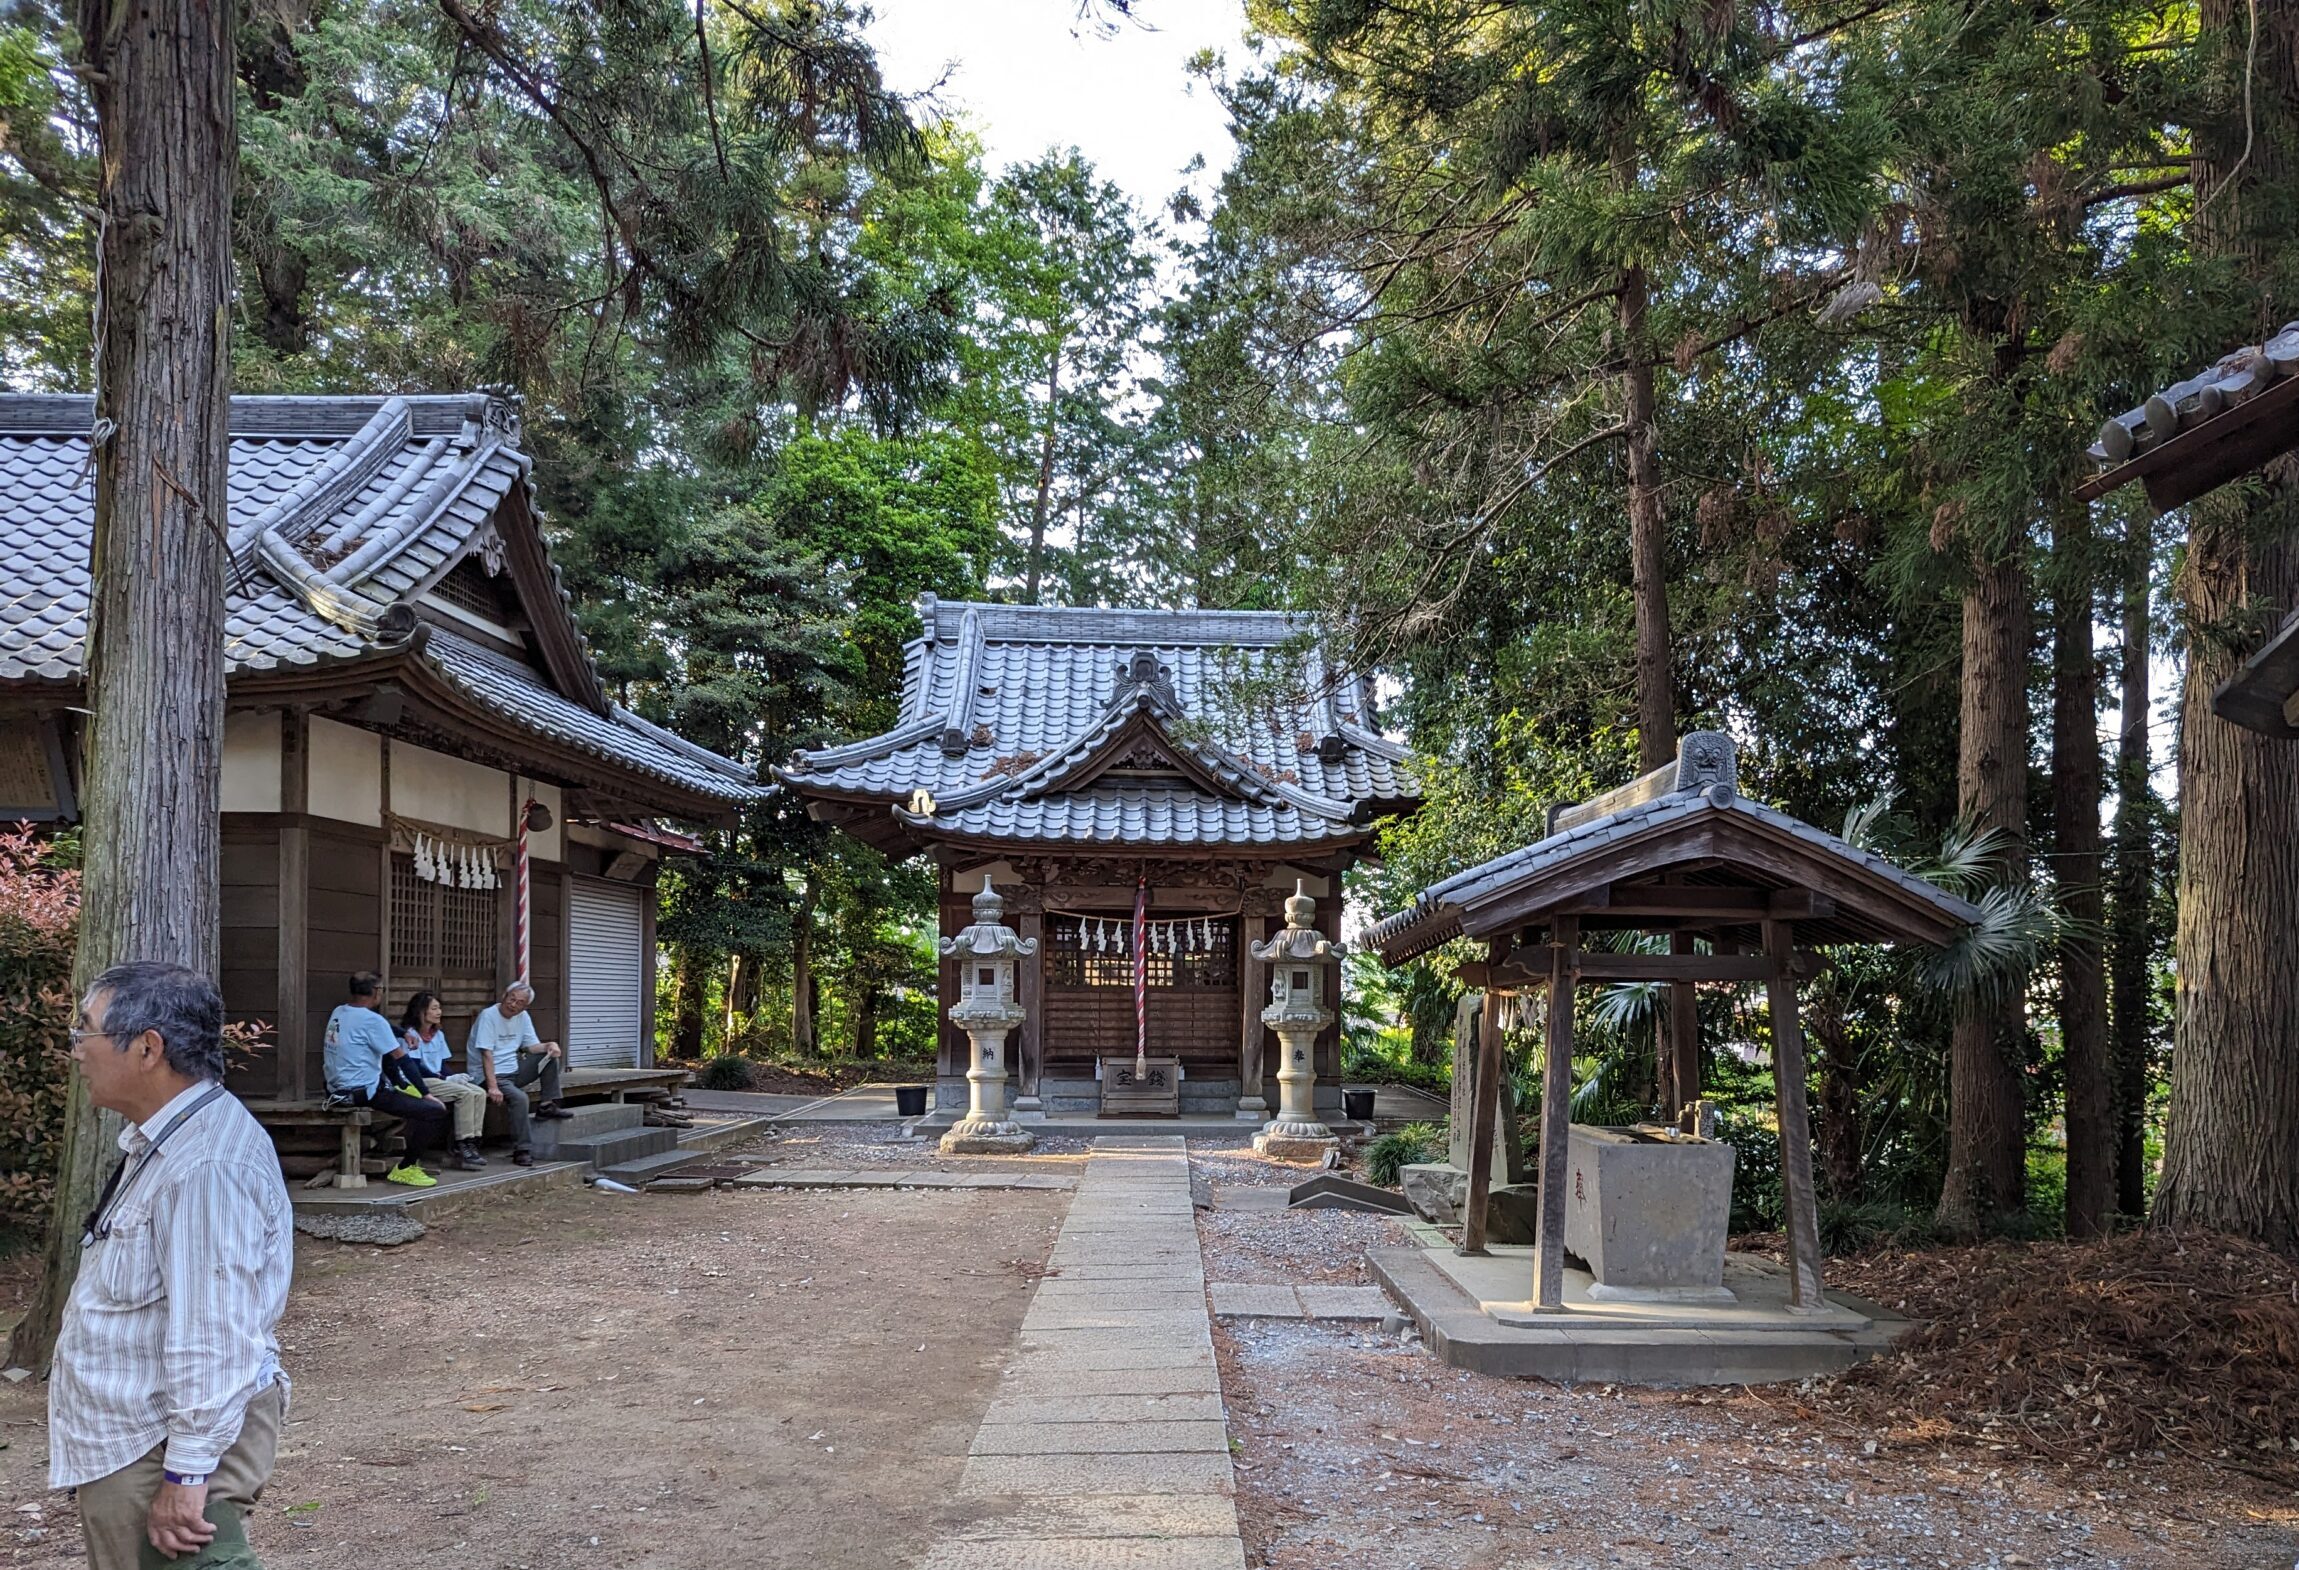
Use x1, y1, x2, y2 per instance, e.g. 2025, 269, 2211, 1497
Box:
386, 852, 502, 1059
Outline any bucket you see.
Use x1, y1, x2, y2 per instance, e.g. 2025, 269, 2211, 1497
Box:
895, 1084, 930, 1118
1342, 1088, 1377, 1122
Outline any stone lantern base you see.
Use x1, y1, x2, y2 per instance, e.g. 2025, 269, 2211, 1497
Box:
940, 1122, 1037, 1156
1253, 1124, 1340, 1163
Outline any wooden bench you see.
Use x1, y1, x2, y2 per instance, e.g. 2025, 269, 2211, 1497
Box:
559, 1067, 692, 1105
251, 1101, 380, 1189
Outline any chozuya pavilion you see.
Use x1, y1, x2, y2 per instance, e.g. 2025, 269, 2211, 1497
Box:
776, 597, 1420, 1121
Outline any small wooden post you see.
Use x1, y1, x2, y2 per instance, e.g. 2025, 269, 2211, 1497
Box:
1667, 933, 1699, 1120
336, 1117, 366, 1189
1456, 988, 1506, 1255
1763, 917, 1825, 1310
1531, 916, 1579, 1310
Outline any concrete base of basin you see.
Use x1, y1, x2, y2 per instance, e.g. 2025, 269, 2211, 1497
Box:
1368, 1236, 1908, 1386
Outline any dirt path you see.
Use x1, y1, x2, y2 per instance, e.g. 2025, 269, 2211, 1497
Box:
3, 1179, 1065, 1570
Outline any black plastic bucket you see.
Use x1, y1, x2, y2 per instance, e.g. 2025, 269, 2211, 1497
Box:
895, 1084, 930, 1118
1342, 1088, 1376, 1122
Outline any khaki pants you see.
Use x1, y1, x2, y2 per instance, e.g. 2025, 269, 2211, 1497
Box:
77, 1382, 283, 1570
421, 1075, 488, 1141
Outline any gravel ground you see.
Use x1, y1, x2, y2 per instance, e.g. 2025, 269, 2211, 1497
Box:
1187, 1150, 2299, 1570
743, 1123, 1093, 1168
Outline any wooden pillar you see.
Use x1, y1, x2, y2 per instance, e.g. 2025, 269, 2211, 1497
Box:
1237, 897, 1270, 1117
1457, 988, 1507, 1254
1013, 892, 1044, 1106
276, 710, 309, 1103
1667, 932, 1699, 1119
1763, 917, 1826, 1310
1531, 916, 1579, 1310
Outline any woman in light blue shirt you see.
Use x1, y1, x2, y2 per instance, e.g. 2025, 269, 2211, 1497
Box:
396, 991, 489, 1170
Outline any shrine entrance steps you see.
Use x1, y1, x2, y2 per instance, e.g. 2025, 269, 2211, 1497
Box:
915, 1136, 1247, 1570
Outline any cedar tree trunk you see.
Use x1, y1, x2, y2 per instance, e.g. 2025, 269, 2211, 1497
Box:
2053, 510, 2113, 1238
12, 0, 237, 1371
2155, 0, 2299, 1250
2108, 514, 2154, 1219
1938, 549, 2030, 1234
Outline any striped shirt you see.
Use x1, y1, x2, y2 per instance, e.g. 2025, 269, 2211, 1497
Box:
48, 1080, 293, 1488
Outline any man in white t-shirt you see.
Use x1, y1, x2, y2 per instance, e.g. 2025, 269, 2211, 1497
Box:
466, 982, 570, 1165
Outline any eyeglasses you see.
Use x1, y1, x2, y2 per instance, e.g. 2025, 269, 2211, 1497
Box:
68, 1027, 120, 1050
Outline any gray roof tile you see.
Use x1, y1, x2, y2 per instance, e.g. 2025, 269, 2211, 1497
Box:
781, 597, 1417, 850
0, 393, 760, 806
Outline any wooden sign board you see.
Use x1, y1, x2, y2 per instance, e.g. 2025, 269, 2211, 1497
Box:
1100, 1055, 1182, 1116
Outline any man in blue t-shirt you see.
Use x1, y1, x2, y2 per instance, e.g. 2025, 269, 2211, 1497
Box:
322, 973, 457, 1186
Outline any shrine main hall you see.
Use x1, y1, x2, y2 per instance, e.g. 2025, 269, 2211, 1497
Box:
777, 598, 1420, 1120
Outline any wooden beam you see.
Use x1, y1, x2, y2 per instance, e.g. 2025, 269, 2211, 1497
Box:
1554, 886, 1836, 920
1763, 918, 1826, 1310
1530, 916, 1578, 1311
1457, 989, 1506, 1256
1502, 946, 1825, 983
1667, 932, 1698, 1120
276, 711, 310, 1104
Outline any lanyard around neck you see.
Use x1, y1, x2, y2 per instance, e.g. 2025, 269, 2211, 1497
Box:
82, 1083, 230, 1246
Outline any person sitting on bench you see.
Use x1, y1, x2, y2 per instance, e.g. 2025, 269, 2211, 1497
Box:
322, 972, 458, 1186
396, 990, 489, 1170
467, 982, 571, 1167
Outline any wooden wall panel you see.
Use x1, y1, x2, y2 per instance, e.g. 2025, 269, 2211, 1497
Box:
303, 825, 383, 1097
529, 867, 565, 1046
221, 819, 280, 1099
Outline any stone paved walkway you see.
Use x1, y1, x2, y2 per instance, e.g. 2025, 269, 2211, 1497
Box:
917, 1137, 1246, 1570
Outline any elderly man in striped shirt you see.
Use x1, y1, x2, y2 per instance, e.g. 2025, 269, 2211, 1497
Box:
49, 962, 293, 1569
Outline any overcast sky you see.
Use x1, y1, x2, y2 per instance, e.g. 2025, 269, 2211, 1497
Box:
863, 0, 1251, 220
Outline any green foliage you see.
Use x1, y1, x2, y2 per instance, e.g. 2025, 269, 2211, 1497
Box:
1364, 1121, 1446, 1187
696, 1054, 758, 1092
1719, 1112, 1784, 1235
0, 827, 78, 1230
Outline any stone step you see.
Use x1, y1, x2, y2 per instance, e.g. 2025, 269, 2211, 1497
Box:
528, 1101, 642, 1156
606, 1146, 714, 1186
556, 1126, 676, 1167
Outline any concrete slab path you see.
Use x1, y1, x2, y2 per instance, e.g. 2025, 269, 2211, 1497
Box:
916, 1137, 1246, 1570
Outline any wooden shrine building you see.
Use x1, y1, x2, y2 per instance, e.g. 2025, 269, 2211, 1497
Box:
778, 599, 1419, 1117
0, 393, 765, 1111
1368, 732, 1975, 1312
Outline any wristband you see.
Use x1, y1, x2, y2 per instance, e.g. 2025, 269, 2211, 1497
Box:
162, 1469, 207, 1487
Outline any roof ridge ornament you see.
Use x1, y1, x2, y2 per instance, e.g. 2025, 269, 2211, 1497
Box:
1112, 649, 1183, 716
1547, 730, 1737, 836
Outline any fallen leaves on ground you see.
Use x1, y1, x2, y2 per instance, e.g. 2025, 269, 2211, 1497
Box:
1793, 1228, 2299, 1484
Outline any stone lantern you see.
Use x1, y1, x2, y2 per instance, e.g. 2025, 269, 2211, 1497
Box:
938, 876, 1040, 1155
1250, 880, 1343, 1161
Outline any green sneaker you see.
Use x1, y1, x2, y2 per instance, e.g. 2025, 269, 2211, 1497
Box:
385, 1163, 437, 1188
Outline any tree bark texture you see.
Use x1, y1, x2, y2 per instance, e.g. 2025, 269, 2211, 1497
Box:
791, 877, 818, 1055
1617, 263, 1676, 775
2160, 506, 2299, 1248
1938, 549, 2030, 1234
1025, 350, 1059, 604
2108, 513, 2154, 1219
1809, 980, 1864, 1203
668, 945, 704, 1060
14, 0, 238, 1373
2155, 0, 2299, 1251
2052, 512, 2113, 1239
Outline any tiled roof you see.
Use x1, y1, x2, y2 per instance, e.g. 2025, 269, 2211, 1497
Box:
420, 629, 758, 804
0, 393, 761, 807
2089, 323, 2299, 468
1370, 735, 1976, 960
780, 595, 1418, 851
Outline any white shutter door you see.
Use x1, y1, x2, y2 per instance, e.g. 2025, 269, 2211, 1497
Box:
568, 880, 646, 1069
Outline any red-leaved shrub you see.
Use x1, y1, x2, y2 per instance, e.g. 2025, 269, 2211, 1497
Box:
0, 824, 78, 1232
